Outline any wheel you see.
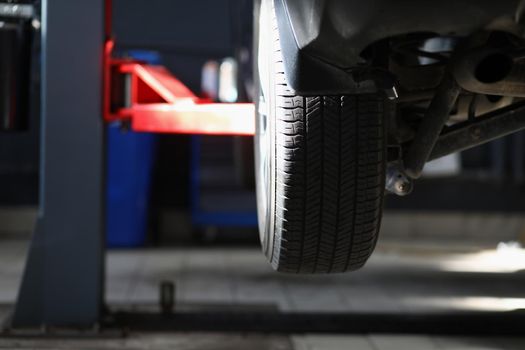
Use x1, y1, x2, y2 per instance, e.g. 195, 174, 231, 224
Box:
254, 0, 387, 273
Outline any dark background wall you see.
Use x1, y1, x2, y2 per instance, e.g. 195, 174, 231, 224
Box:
0, 29, 40, 205
112, 0, 252, 210
113, 0, 251, 92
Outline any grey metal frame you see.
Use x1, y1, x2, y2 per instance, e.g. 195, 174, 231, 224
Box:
11, 0, 106, 327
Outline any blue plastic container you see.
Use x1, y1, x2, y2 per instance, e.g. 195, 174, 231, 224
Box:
106, 124, 157, 247
125, 50, 162, 65
106, 50, 160, 248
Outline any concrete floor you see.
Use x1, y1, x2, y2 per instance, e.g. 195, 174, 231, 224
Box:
1, 239, 525, 349
2, 334, 525, 350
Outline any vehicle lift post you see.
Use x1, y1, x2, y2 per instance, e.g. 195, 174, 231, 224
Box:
11, 0, 107, 327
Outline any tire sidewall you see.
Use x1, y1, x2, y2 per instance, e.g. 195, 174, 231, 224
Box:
254, 0, 276, 258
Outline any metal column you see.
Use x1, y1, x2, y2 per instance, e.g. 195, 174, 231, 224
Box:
11, 0, 106, 327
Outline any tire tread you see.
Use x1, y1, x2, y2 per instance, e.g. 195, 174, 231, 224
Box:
264, 3, 385, 273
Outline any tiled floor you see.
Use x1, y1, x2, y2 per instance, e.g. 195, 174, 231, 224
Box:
105, 242, 525, 314
1, 239, 525, 349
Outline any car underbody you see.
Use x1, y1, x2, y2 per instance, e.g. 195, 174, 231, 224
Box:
275, 0, 525, 195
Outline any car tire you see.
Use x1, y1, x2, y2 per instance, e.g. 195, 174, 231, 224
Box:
254, 0, 387, 273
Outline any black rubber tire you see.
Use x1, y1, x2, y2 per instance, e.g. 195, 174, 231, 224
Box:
254, 0, 386, 273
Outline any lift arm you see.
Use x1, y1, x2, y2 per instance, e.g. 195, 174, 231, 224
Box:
103, 41, 255, 136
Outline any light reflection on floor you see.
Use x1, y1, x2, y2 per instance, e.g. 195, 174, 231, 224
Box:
437, 242, 525, 274
407, 296, 525, 312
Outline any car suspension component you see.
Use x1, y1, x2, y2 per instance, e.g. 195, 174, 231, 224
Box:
427, 100, 525, 161
385, 165, 413, 196
402, 72, 461, 179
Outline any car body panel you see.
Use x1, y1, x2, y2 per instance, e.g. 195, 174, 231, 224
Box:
274, 0, 521, 94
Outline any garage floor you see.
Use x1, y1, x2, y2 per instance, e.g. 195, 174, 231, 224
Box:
1, 239, 525, 349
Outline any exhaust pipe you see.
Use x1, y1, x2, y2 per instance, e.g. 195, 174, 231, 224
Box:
453, 46, 525, 97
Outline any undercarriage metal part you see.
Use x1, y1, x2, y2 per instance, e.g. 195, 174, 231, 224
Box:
275, 0, 519, 95
453, 46, 525, 97
428, 101, 525, 161
352, 69, 399, 100
386, 165, 413, 196
403, 72, 461, 179
452, 30, 525, 97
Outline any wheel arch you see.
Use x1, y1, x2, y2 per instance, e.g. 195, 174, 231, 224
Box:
273, 0, 375, 95
273, 0, 520, 95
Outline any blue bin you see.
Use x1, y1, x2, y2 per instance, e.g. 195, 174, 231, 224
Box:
106, 50, 160, 248
125, 50, 162, 65
106, 124, 157, 247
